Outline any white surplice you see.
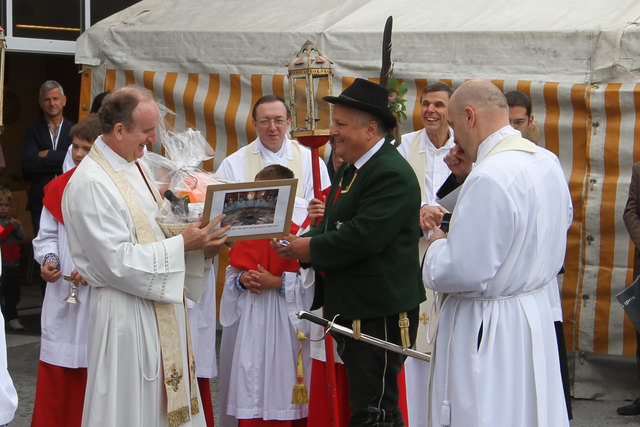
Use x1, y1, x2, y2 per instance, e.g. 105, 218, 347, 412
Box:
397, 128, 454, 427
62, 137, 207, 427
33, 207, 91, 368
398, 128, 455, 207
423, 127, 573, 427
219, 199, 313, 420
220, 265, 314, 420
186, 268, 217, 379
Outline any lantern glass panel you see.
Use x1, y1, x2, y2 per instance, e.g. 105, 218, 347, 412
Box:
293, 76, 309, 132
313, 75, 330, 131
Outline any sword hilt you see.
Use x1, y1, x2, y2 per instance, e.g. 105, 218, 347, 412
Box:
297, 310, 331, 327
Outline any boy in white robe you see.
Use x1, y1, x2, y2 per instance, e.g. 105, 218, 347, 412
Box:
219, 165, 314, 425
31, 114, 101, 426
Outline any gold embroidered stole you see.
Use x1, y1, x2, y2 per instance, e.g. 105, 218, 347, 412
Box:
449, 135, 538, 231
245, 139, 305, 198
88, 145, 199, 427
407, 130, 427, 205
478, 134, 538, 163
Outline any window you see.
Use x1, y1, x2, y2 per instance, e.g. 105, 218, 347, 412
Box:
2, 0, 139, 54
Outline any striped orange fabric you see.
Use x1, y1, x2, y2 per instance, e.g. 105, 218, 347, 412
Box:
88, 69, 640, 360
202, 74, 220, 172
224, 74, 242, 159
593, 84, 623, 354
78, 69, 92, 121
182, 73, 199, 129
124, 70, 135, 86
104, 70, 117, 92
563, 83, 590, 352
162, 73, 178, 129
246, 75, 262, 144
142, 71, 155, 93
411, 79, 427, 131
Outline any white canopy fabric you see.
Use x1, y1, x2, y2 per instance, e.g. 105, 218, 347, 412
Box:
75, 0, 640, 400
76, 0, 640, 84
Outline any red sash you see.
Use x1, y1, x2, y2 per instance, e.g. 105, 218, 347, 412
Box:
42, 168, 76, 225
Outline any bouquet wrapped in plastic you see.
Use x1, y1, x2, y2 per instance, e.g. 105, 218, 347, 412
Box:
143, 106, 230, 236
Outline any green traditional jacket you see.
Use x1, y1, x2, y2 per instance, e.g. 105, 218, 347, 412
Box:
305, 141, 426, 320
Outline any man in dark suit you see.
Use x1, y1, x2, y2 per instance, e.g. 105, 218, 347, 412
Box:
22, 80, 74, 235
620, 161, 640, 415
274, 78, 425, 426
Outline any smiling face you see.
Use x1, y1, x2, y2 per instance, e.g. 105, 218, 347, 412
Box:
421, 90, 450, 141
252, 100, 291, 152
329, 105, 378, 165
39, 88, 66, 121
111, 99, 159, 162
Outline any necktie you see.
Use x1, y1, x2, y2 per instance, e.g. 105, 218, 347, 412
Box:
341, 164, 357, 189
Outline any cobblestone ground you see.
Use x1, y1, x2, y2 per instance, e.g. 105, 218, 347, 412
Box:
4, 283, 640, 426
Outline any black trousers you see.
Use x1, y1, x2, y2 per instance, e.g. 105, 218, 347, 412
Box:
0, 264, 21, 320
333, 306, 419, 427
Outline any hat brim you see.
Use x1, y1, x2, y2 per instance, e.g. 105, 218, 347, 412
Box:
323, 94, 397, 130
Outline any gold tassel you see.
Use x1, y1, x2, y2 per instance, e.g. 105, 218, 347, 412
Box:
291, 329, 309, 405
398, 312, 410, 349
352, 319, 361, 340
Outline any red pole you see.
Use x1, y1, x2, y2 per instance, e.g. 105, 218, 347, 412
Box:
323, 321, 340, 427
298, 136, 340, 426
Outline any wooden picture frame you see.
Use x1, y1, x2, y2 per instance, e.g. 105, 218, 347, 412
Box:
201, 178, 298, 242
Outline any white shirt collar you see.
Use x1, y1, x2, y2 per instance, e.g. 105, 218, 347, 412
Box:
421, 127, 455, 153
96, 135, 134, 172
475, 125, 519, 162
354, 137, 385, 170
253, 136, 292, 160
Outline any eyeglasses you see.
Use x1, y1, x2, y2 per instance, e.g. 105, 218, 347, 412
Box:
256, 118, 288, 128
510, 119, 528, 126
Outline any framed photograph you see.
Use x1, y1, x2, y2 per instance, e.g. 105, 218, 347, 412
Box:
201, 178, 298, 242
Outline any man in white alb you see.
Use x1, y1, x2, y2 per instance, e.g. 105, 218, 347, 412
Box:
423, 79, 572, 426
62, 86, 230, 427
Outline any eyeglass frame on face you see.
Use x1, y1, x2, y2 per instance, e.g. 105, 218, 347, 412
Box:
255, 118, 289, 128
510, 118, 528, 126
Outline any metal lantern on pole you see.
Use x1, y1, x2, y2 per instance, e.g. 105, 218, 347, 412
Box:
287, 41, 340, 427
287, 40, 333, 198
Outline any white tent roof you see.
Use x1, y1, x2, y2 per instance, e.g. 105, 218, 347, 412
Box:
76, 0, 640, 84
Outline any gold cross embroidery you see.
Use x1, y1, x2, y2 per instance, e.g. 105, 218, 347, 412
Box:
165, 366, 183, 392
419, 312, 429, 326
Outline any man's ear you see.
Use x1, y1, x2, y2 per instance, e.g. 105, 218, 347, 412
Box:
464, 106, 475, 126
113, 122, 125, 140
366, 119, 378, 137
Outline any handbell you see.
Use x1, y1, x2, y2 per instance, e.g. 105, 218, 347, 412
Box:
63, 275, 80, 304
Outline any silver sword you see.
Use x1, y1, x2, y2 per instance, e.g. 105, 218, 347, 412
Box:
296, 310, 431, 362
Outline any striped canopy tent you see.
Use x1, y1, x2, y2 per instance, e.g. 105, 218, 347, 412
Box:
76, 0, 640, 398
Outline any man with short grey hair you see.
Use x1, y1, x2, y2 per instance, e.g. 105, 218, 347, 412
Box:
22, 80, 74, 235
